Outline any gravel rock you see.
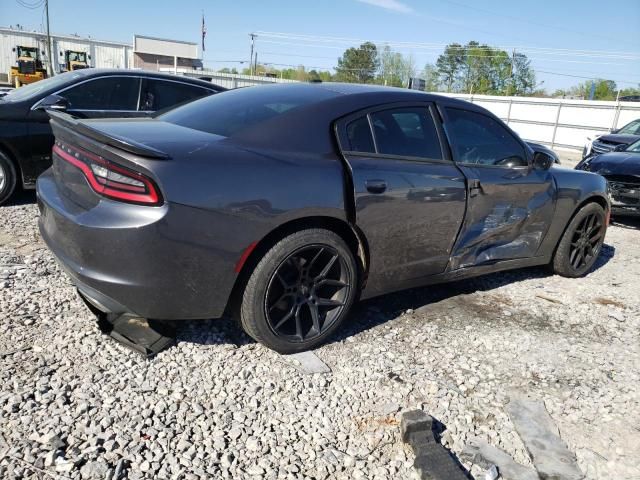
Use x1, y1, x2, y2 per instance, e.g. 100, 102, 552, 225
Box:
1, 195, 639, 480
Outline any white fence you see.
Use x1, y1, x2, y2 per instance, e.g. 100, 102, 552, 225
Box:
161, 67, 299, 89
435, 92, 640, 151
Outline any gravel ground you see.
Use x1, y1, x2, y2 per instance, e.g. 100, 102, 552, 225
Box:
1, 191, 639, 480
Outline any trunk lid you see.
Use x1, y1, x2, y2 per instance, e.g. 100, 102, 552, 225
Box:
48, 112, 224, 208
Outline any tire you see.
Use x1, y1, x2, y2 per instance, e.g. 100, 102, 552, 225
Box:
552, 202, 607, 277
237, 228, 359, 354
0, 151, 18, 206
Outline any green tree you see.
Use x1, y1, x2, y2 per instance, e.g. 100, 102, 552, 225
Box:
510, 52, 536, 95
377, 45, 415, 87
436, 43, 464, 92
422, 63, 440, 92
619, 85, 640, 98
569, 79, 618, 100
335, 42, 379, 84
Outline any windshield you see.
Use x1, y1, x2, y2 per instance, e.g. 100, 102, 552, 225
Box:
618, 120, 640, 135
626, 139, 640, 153
17, 46, 37, 58
1, 71, 86, 103
68, 51, 86, 62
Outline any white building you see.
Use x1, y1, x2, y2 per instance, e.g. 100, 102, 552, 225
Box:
1, 27, 133, 82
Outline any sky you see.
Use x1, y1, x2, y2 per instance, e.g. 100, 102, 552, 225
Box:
2, 0, 639, 91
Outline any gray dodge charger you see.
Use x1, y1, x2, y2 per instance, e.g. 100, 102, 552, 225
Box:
37, 83, 610, 353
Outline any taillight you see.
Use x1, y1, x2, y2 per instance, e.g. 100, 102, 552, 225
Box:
53, 141, 162, 205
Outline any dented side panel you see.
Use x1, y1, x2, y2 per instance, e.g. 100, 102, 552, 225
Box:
449, 165, 556, 270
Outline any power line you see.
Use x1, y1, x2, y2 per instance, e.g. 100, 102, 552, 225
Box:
15, 0, 45, 9
255, 32, 640, 60
438, 0, 637, 48
535, 70, 639, 85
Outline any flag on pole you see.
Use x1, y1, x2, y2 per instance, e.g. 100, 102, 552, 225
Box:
201, 13, 206, 52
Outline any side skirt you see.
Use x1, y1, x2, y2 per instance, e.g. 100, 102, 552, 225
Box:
359, 255, 551, 301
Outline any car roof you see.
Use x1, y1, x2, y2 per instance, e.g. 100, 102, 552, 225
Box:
70, 68, 225, 90
193, 82, 494, 154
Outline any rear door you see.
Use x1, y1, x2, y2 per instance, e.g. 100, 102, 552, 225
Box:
138, 79, 213, 115
441, 106, 556, 269
336, 103, 467, 296
60, 76, 142, 119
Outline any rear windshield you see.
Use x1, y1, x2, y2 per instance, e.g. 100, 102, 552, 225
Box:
158, 85, 335, 137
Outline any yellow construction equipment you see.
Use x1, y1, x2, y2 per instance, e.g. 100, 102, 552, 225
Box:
62, 50, 90, 72
9, 45, 48, 88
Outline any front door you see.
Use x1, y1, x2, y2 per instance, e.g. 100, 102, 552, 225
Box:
441, 106, 556, 269
27, 76, 143, 180
337, 103, 467, 297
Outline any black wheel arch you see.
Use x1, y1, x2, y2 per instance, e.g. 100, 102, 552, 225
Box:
0, 142, 24, 189
225, 215, 369, 316
551, 193, 609, 259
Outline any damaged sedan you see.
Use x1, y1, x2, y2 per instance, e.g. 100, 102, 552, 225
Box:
37, 83, 610, 353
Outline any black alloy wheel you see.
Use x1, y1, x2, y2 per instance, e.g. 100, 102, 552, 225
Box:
552, 202, 607, 277
568, 212, 603, 271
237, 228, 358, 353
265, 245, 351, 342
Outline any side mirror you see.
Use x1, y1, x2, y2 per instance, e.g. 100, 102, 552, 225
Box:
38, 94, 69, 112
533, 151, 554, 170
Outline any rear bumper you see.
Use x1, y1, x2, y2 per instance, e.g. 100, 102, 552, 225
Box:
37, 169, 237, 320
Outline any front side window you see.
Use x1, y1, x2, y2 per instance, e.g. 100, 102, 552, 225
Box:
618, 120, 640, 135
445, 108, 527, 167
62, 76, 139, 110
369, 107, 443, 159
140, 80, 211, 112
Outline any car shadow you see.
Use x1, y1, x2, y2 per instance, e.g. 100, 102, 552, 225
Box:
611, 216, 640, 231
180, 243, 615, 351
5, 189, 37, 206
326, 243, 615, 346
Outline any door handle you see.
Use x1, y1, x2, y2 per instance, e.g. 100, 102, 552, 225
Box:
468, 179, 482, 197
365, 179, 387, 194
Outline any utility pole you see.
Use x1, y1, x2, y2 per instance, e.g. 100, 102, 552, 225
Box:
249, 33, 256, 75
45, 0, 53, 76
254, 51, 258, 76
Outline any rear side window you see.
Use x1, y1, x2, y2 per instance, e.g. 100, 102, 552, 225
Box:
445, 108, 527, 167
140, 79, 211, 111
62, 77, 139, 110
346, 116, 375, 153
370, 108, 442, 159
159, 85, 336, 137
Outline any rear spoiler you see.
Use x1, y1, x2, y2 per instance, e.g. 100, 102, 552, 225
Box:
47, 110, 170, 159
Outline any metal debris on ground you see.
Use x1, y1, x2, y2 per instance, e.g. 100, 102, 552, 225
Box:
507, 396, 584, 480
484, 464, 500, 480
400, 410, 468, 480
461, 437, 539, 480
283, 351, 331, 374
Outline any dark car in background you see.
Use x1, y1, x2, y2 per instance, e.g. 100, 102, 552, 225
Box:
577, 139, 640, 216
37, 83, 609, 353
0, 69, 224, 204
583, 118, 640, 159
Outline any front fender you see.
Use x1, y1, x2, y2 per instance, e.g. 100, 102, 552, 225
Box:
535, 167, 609, 258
